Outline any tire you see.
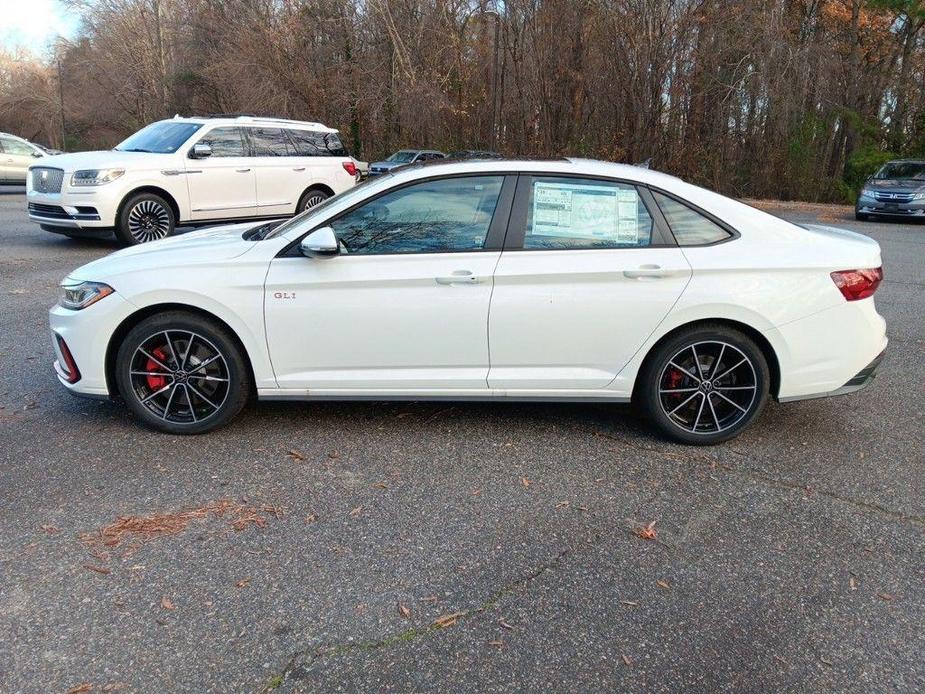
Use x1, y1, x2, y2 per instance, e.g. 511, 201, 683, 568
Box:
855, 211, 868, 221
637, 324, 770, 445
116, 192, 176, 245
297, 187, 330, 213
115, 311, 251, 434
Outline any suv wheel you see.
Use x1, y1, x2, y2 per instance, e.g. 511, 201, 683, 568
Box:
117, 192, 175, 245
115, 311, 251, 434
637, 325, 770, 445
298, 188, 330, 213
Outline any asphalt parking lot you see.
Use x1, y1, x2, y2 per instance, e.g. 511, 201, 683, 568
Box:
0, 186, 922, 693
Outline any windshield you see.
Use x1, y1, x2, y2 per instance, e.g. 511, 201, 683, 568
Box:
115, 121, 202, 154
386, 150, 417, 163
264, 176, 392, 240
874, 161, 925, 180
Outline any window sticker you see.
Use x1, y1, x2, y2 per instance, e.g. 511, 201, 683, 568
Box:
531, 181, 643, 244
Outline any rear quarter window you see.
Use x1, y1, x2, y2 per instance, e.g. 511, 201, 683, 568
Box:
652, 192, 732, 245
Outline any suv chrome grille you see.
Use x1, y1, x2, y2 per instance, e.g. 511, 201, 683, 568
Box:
873, 191, 915, 202
31, 167, 64, 194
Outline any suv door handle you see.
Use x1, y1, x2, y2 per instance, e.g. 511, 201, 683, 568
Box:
292, 167, 306, 172
235, 168, 251, 173
435, 271, 482, 285
623, 264, 673, 279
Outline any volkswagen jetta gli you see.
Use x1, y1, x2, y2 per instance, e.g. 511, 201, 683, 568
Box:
50, 159, 887, 444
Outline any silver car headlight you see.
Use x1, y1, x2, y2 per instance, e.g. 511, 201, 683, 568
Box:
59, 281, 114, 310
913, 192, 925, 201
859, 188, 875, 198
71, 169, 125, 186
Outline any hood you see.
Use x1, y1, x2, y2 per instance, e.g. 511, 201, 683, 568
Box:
370, 161, 404, 170
31, 150, 172, 173
864, 178, 925, 194
67, 221, 267, 283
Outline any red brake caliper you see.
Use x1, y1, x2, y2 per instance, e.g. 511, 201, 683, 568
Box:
145, 346, 169, 390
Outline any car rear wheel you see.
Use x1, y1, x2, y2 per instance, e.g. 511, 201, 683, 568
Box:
297, 188, 330, 213
638, 325, 770, 445
115, 311, 251, 434
116, 192, 175, 245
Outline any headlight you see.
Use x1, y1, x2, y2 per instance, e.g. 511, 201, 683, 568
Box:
59, 281, 114, 310
71, 169, 125, 186
859, 188, 875, 198
913, 192, 925, 200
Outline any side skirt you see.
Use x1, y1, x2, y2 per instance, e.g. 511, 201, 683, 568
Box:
258, 390, 631, 404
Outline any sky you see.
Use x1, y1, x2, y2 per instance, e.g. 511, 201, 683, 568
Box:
0, 0, 80, 56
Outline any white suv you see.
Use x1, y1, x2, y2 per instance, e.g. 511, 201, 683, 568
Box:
26, 115, 358, 244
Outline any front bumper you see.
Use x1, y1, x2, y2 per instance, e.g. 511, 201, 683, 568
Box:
856, 198, 925, 217
27, 185, 121, 229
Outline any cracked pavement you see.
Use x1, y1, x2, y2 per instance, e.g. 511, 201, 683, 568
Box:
0, 188, 923, 693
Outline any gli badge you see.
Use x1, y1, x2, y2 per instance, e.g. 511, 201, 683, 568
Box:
273, 291, 296, 300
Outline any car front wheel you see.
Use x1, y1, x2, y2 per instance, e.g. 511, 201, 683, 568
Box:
115, 311, 251, 434
638, 325, 770, 445
117, 192, 176, 245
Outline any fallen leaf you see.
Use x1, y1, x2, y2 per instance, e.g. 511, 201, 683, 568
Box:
372, 482, 389, 490
420, 595, 438, 602
398, 602, 411, 618
622, 654, 632, 667
656, 580, 670, 590
488, 639, 504, 648
286, 449, 305, 461
521, 477, 531, 488
849, 577, 856, 590
433, 611, 466, 628
879, 592, 893, 601
66, 684, 93, 694
555, 501, 569, 509
499, 618, 514, 630
327, 450, 339, 459
634, 520, 658, 541
83, 564, 111, 575
621, 600, 638, 606
236, 578, 252, 588
40, 524, 59, 535
349, 506, 363, 518
161, 596, 176, 610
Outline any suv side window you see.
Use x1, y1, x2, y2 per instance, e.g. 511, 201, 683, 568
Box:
330, 175, 504, 255
287, 129, 348, 157
522, 176, 654, 249
3, 138, 35, 156
198, 127, 246, 157
652, 191, 732, 245
248, 127, 294, 156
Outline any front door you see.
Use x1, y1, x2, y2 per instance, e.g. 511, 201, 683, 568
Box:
0, 137, 36, 184
185, 126, 257, 221
488, 175, 692, 391
264, 174, 514, 392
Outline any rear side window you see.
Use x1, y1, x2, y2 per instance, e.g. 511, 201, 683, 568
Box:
653, 192, 732, 245
198, 127, 245, 157
248, 128, 294, 156
287, 129, 348, 157
523, 177, 653, 249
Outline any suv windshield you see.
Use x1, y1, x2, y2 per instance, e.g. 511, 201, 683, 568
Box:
387, 151, 418, 163
115, 121, 202, 154
874, 161, 925, 180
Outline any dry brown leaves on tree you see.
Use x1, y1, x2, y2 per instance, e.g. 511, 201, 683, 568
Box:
80, 498, 283, 557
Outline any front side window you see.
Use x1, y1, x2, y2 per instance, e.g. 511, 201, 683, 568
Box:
115, 121, 202, 153
523, 177, 653, 249
653, 192, 731, 245
2, 138, 35, 156
248, 127, 294, 156
330, 175, 504, 254
197, 127, 245, 157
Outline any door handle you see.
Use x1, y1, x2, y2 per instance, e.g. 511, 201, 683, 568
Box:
435, 271, 482, 285
292, 167, 306, 172
623, 264, 673, 279
235, 168, 251, 173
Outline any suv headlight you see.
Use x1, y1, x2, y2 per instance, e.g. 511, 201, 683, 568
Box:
59, 281, 114, 310
71, 169, 125, 186
859, 188, 875, 198
913, 192, 925, 200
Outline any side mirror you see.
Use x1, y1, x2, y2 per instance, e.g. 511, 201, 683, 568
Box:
31, 151, 44, 158
299, 227, 340, 258
190, 143, 212, 159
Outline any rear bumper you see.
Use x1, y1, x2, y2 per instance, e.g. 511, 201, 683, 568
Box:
778, 350, 885, 403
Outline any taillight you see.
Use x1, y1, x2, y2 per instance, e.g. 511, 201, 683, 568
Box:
55, 334, 81, 383
830, 267, 883, 301
342, 161, 358, 177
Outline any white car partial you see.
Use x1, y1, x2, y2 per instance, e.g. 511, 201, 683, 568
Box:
26, 115, 358, 245
49, 158, 886, 444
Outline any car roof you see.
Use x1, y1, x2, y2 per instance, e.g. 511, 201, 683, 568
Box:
165, 114, 338, 133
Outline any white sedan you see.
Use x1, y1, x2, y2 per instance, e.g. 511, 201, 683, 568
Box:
50, 159, 887, 444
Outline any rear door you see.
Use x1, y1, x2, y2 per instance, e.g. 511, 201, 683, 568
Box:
247, 127, 304, 217
185, 126, 256, 220
488, 175, 692, 391
0, 137, 36, 184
